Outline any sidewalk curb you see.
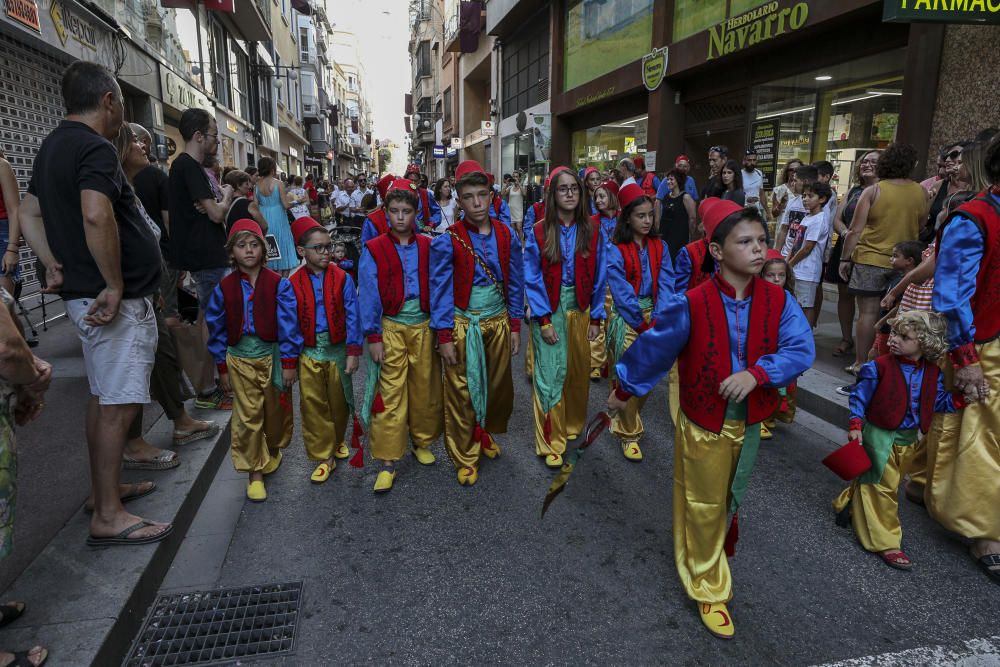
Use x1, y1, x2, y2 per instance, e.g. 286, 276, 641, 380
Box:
795, 367, 850, 430
0, 406, 232, 667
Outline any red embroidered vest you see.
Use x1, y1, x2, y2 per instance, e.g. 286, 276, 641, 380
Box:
533, 223, 600, 313
367, 208, 389, 236
684, 239, 712, 291
679, 276, 784, 433
867, 355, 939, 434
366, 233, 431, 315
640, 173, 657, 198
940, 193, 1000, 343
418, 187, 432, 228
449, 219, 512, 309
221, 268, 281, 346
531, 202, 545, 225
616, 238, 665, 305
289, 265, 348, 348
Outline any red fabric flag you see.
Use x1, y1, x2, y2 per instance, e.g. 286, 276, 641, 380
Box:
459, 0, 483, 54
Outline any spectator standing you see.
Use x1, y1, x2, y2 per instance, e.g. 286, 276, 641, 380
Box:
657, 169, 697, 260
701, 145, 728, 199
504, 171, 525, 238
633, 156, 660, 198
926, 142, 971, 243
433, 178, 457, 233
287, 176, 311, 221
720, 159, 746, 206
335, 178, 365, 227
0, 149, 22, 296
742, 150, 767, 218
254, 157, 298, 274
770, 158, 803, 222
223, 169, 267, 233
19, 61, 171, 545
618, 158, 638, 187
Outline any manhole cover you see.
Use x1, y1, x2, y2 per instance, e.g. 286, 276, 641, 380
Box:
123, 582, 302, 666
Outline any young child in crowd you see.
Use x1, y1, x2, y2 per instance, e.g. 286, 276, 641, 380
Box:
760, 250, 797, 439
332, 242, 355, 277
609, 199, 815, 640
870, 241, 924, 358
785, 180, 833, 327
775, 164, 815, 257
430, 160, 524, 486
589, 179, 620, 381
289, 217, 362, 484
833, 310, 965, 570
358, 179, 443, 493
605, 184, 675, 461
206, 219, 302, 502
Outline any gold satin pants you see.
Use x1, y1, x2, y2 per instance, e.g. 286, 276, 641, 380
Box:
369, 319, 443, 462
589, 288, 614, 371
298, 354, 350, 461
533, 308, 591, 456
673, 410, 745, 604
668, 363, 680, 427
833, 439, 924, 552
925, 338, 1000, 541
443, 313, 513, 470
609, 310, 652, 442
227, 353, 293, 474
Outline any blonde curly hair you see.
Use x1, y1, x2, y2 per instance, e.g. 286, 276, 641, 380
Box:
889, 310, 949, 361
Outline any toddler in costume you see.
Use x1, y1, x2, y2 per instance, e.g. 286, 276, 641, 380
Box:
760, 250, 798, 438
833, 310, 965, 570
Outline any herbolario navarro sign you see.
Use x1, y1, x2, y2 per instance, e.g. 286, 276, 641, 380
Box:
883, 0, 1000, 23
708, 1, 809, 60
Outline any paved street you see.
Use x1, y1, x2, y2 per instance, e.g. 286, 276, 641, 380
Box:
160, 352, 1000, 665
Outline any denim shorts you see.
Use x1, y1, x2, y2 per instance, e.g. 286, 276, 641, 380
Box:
192, 267, 230, 311
0, 219, 21, 282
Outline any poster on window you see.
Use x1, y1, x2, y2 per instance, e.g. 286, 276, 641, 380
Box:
828, 113, 852, 142
748, 119, 779, 189
871, 113, 899, 142
531, 114, 551, 163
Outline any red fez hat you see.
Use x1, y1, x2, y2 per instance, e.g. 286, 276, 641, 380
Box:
388, 178, 419, 195
617, 183, 646, 210
227, 218, 264, 243
488, 173, 496, 187
405, 164, 421, 176
822, 440, 873, 481
675, 154, 691, 164
376, 174, 395, 199
547, 166, 572, 185
291, 216, 323, 245
455, 160, 486, 182
633, 156, 646, 170
698, 197, 744, 240
583, 166, 599, 180
600, 179, 620, 198
766, 249, 784, 262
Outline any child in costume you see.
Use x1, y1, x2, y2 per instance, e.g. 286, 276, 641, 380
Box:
833, 310, 965, 570
524, 166, 606, 468
431, 160, 524, 485
760, 250, 797, 439
360, 174, 401, 244
588, 179, 621, 381
206, 219, 302, 502
358, 179, 443, 493
289, 217, 362, 483
605, 184, 674, 461
608, 199, 814, 640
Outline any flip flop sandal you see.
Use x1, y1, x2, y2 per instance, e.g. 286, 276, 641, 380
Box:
173, 422, 220, 445
832, 340, 855, 357
0, 601, 25, 627
4, 647, 48, 667
123, 451, 179, 470
973, 552, 1000, 584
86, 520, 173, 547
84, 481, 157, 513
879, 549, 913, 570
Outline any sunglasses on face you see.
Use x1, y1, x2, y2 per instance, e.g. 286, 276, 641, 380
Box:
944, 150, 962, 161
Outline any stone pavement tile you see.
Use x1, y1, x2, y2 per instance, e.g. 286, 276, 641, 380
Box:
160, 532, 234, 592
187, 478, 246, 537
0, 617, 111, 666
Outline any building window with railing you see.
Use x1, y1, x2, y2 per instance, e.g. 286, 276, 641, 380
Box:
231, 45, 249, 121
299, 25, 311, 64
416, 40, 431, 79
503, 16, 549, 118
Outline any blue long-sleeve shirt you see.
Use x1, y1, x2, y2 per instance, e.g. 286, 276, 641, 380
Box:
306, 269, 362, 349
607, 239, 675, 330
850, 359, 958, 428
615, 279, 815, 398
358, 238, 423, 337
429, 222, 525, 330
596, 214, 617, 243
361, 212, 422, 245
206, 274, 303, 366
674, 244, 694, 293
933, 206, 989, 349
523, 222, 607, 319
524, 204, 540, 228
417, 189, 442, 227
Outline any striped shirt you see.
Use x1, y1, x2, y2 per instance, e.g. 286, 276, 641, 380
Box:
898, 278, 934, 313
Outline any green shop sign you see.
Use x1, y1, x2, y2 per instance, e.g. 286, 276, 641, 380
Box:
707, 1, 810, 60
883, 0, 1000, 23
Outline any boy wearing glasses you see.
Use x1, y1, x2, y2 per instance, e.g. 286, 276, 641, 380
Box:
289, 217, 363, 483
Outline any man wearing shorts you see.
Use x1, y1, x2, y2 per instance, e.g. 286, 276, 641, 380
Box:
19, 61, 171, 545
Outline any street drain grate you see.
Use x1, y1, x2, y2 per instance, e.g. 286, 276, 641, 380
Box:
124, 582, 302, 666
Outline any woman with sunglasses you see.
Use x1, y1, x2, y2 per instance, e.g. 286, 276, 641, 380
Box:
926, 142, 971, 244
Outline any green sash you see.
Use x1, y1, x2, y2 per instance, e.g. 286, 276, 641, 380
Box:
606, 296, 653, 363
727, 401, 763, 514
361, 299, 427, 429
531, 286, 579, 414
857, 423, 918, 485
456, 286, 506, 426
229, 335, 285, 391
303, 332, 354, 412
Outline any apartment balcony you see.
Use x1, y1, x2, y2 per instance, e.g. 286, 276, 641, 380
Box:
231, 0, 271, 41
444, 3, 486, 53
308, 123, 330, 154
301, 71, 321, 122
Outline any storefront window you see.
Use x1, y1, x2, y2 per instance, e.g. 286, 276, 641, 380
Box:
571, 114, 649, 174
564, 0, 654, 91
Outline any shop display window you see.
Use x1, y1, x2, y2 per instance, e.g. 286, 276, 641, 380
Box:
563, 0, 654, 91
571, 114, 649, 173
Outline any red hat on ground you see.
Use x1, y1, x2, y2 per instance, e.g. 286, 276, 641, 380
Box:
291, 216, 323, 245
600, 180, 620, 198
227, 218, 264, 243
388, 178, 419, 195
376, 174, 395, 200
633, 156, 646, 170
583, 166, 599, 180
617, 183, 646, 210
455, 160, 486, 182
766, 249, 784, 261
675, 154, 691, 164
698, 197, 744, 241
405, 164, 421, 177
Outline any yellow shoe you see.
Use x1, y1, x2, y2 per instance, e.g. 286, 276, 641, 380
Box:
621, 440, 643, 461
310, 462, 334, 483
333, 443, 350, 459
262, 451, 282, 475
760, 423, 773, 440
699, 602, 735, 640
373, 469, 396, 493
457, 467, 478, 486
247, 480, 267, 502
412, 447, 436, 465
545, 454, 563, 469
481, 438, 501, 459
590, 368, 601, 381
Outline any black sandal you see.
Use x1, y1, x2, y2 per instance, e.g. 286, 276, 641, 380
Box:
832, 339, 855, 357
973, 551, 1000, 584
2, 647, 47, 667
0, 601, 24, 628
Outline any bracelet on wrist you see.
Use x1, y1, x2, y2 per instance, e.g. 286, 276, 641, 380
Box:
5, 248, 17, 254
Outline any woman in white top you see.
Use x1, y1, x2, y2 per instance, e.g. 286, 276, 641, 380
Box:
287, 175, 311, 220
433, 178, 458, 233
504, 171, 525, 237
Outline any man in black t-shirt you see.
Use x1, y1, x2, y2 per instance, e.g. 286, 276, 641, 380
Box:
18, 61, 171, 547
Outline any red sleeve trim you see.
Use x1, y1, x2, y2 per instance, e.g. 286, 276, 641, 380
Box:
366, 333, 383, 344
590, 318, 602, 326
346, 345, 363, 356
952, 392, 968, 410
538, 315, 552, 326
949, 342, 979, 369
747, 365, 770, 386
848, 417, 864, 432
636, 320, 653, 334
281, 357, 298, 369
509, 318, 521, 333
614, 385, 633, 402
437, 329, 454, 344
216, 362, 228, 374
